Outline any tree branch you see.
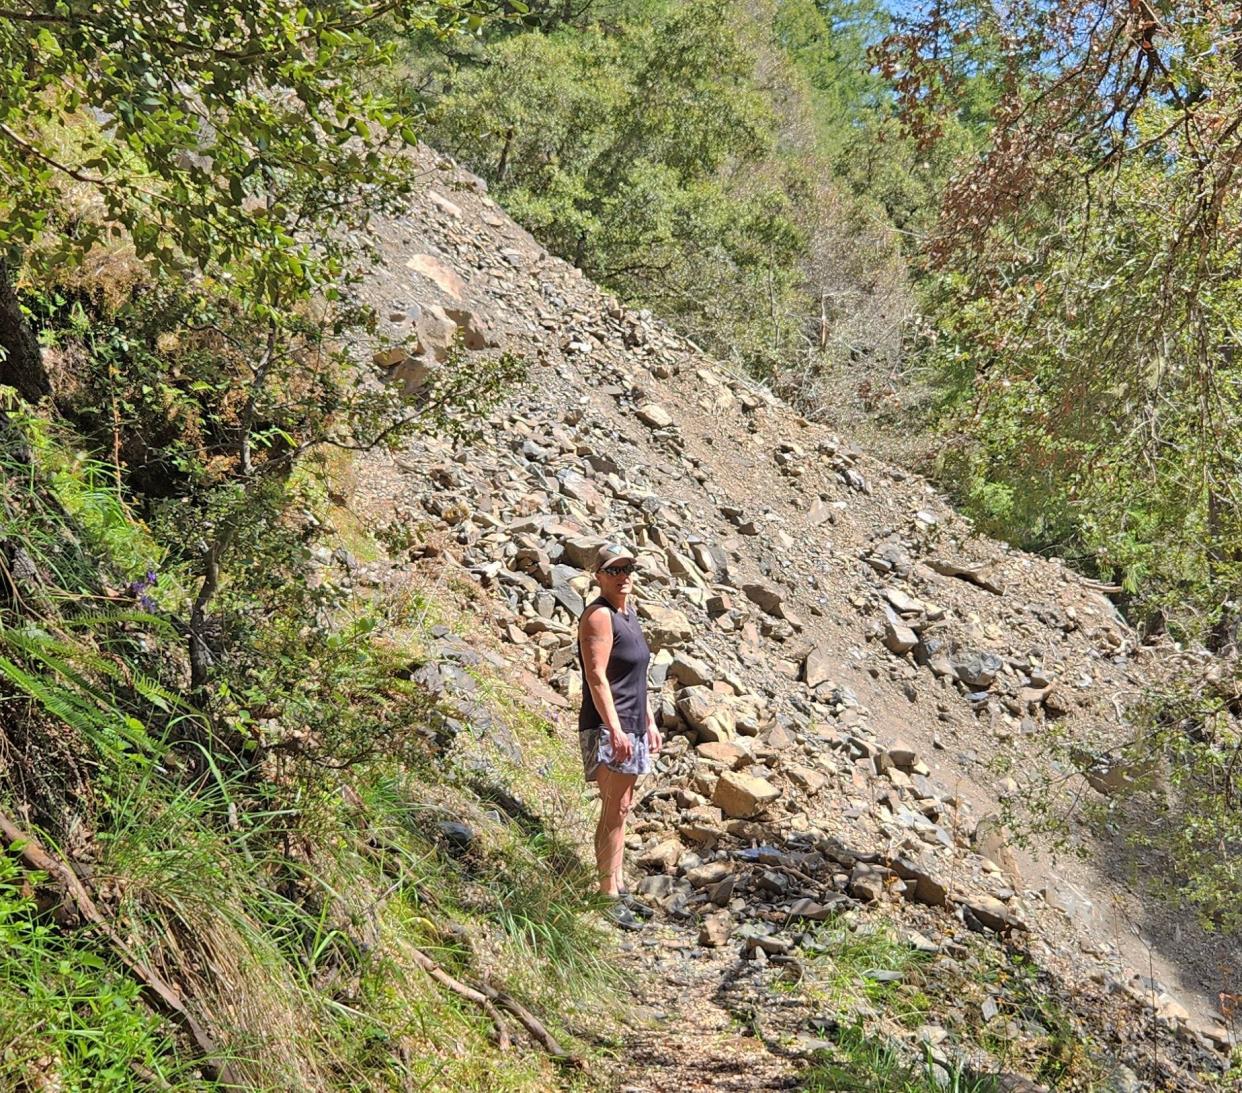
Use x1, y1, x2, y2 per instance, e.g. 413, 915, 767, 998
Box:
0, 810, 242, 1086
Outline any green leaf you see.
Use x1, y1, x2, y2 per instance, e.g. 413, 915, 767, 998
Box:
36, 28, 62, 55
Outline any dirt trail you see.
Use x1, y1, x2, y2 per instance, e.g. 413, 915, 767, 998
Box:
609, 923, 801, 1092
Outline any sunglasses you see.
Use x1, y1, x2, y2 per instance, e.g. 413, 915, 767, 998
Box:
601, 563, 637, 576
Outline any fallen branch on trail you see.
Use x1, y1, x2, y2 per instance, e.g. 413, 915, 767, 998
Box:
339, 784, 578, 1065
408, 945, 580, 1065
0, 811, 242, 1088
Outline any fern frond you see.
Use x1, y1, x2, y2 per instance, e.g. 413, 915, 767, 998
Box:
0, 655, 109, 735
61, 609, 178, 637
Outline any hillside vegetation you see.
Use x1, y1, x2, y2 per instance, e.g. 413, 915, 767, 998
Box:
0, 0, 1239, 1087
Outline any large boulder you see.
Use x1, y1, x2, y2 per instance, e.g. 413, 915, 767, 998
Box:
640, 603, 695, 651
712, 770, 780, 818
676, 686, 736, 742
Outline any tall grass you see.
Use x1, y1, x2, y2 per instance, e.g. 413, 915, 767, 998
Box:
1, 421, 621, 1089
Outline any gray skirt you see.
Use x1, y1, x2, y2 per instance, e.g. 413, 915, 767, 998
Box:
580, 727, 654, 782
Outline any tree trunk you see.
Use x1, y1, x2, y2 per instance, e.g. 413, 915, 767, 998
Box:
0, 257, 50, 404
496, 127, 514, 183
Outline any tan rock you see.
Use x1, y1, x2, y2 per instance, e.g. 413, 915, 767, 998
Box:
418, 304, 460, 362
699, 911, 732, 948
638, 838, 683, 872
713, 770, 779, 818
690, 771, 718, 799
427, 190, 462, 219
958, 893, 1024, 932
742, 579, 785, 616
802, 644, 833, 688
883, 620, 919, 654
669, 652, 714, 688
685, 861, 732, 888
849, 863, 888, 902
677, 687, 736, 742
406, 253, 467, 298
444, 306, 500, 349
560, 535, 608, 570
890, 857, 948, 907
637, 403, 674, 429
707, 873, 736, 906
974, 814, 1022, 887
641, 603, 695, 651
695, 740, 748, 768
787, 764, 826, 794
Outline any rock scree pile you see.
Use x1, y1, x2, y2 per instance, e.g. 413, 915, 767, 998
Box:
335, 145, 1239, 1088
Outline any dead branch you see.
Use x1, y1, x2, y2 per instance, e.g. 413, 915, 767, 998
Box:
0, 811, 242, 1088
407, 946, 580, 1065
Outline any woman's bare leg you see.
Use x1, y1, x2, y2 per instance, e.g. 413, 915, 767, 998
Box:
594, 765, 637, 896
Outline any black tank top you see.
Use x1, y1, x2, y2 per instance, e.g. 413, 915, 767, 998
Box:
578, 596, 650, 736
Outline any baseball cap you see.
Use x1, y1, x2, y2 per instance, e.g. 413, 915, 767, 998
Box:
595, 542, 638, 571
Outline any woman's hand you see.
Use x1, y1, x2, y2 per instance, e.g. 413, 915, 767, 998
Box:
645, 723, 663, 755
609, 726, 633, 762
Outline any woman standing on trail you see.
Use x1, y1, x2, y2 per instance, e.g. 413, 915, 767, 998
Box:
578, 542, 662, 930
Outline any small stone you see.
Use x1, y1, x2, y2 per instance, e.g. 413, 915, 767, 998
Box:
695, 740, 748, 767
951, 650, 1003, 689
742, 580, 786, 616
958, 894, 1022, 932
886, 742, 918, 770
686, 861, 733, 888
637, 403, 674, 429
884, 588, 924, 615
787, 764, 826, 794
890, 857, 948, 907
883, 621, 919, 654
427, 190, 462, 219
707, 873, 736, 906
787, 898, 836, 921
862, 968, 903, 983
802, 644, 834, 688
641, 604, 696, 651
849, 864, 888, 902
669, 652, 714, 688
699, 911, 732, 948
638, 838, 684, 872
437, 821, 475, 851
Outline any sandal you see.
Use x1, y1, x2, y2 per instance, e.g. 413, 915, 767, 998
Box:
617, 890, 654, 919
604, 899, 645, 931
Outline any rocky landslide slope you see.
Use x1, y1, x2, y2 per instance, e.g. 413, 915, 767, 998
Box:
341, 145, 1239, 1087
